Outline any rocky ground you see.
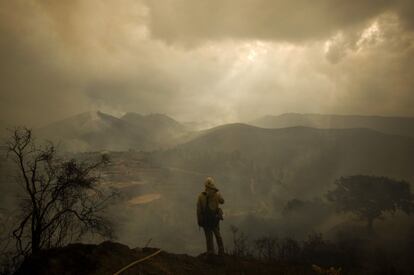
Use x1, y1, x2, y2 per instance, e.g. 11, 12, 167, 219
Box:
15, 241, 318, 275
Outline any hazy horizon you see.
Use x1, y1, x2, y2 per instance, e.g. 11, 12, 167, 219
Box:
5, 109, 414, 130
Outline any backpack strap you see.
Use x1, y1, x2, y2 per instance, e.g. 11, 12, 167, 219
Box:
204, 192, 209, 213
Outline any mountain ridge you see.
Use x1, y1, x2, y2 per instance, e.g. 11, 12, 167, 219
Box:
250, 113, 414, 138
31, 111, 414, 153
35, 111, 188, 152
159, 122, 414, 199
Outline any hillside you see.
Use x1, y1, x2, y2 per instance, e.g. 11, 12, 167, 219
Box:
36, 111, 189, 152
250, 113, 414, 138
158, 123, 414, 200
36, 111, 148, 151
121, 113, 186, 132
121, 112, 189, 147
14, 241, 314, 275
170, 123, 414, 175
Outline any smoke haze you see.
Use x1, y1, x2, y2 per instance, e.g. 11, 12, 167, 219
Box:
1, 2, 414, 274
1, 0, 414, 126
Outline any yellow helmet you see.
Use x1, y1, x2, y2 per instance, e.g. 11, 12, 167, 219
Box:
204, 176, 218, 190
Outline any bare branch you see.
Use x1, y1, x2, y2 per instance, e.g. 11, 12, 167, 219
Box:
4, 127, 114, 259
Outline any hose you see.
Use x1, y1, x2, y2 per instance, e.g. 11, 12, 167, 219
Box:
112, 249, 162, 275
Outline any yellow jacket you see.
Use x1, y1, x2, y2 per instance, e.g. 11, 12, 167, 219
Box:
197, 188, 224, 227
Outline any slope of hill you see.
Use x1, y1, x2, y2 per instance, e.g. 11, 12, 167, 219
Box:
36, 111, 148, 151
36, 111, 189, 152
121, 113, 185, 132
176, 123, 414, 165
159, 123, 414, 200
250, 113, 414, 137
121, 112, 188, 146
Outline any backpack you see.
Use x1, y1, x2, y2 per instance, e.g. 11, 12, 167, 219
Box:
203, 193, 223, 228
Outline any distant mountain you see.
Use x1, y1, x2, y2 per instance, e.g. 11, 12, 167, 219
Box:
122, 113, 185, 131
121, 112, 187, 146
182, 120, 218, 131
250, 113, 414, 137
36, 111, 148, 151
160, 123, 414, 199
36, 111, 188, 152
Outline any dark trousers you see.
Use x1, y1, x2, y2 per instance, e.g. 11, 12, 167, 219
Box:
203, 224, 224, 255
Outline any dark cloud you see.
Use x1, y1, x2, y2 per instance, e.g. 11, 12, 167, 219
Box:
0, 0, 414, 128
145, 0, 395, 43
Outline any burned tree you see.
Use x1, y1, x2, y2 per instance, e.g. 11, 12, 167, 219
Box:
327, 175, 413, 230
5, 128, 114, 257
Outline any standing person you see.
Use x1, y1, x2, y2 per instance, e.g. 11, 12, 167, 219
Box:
197, 177, 225, 256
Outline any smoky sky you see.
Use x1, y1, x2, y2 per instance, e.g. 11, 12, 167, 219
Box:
1, 0, 414, 127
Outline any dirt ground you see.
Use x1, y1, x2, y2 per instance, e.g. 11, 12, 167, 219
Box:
15, 241, 316, 275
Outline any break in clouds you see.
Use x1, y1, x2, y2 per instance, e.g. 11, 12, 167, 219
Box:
1, 0, 414, 127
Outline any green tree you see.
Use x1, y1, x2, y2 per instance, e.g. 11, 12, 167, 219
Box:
327, 175, 413, 230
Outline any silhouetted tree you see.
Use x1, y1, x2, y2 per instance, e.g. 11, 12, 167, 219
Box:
327, 175, 413, 230
5, 128, 114, 258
